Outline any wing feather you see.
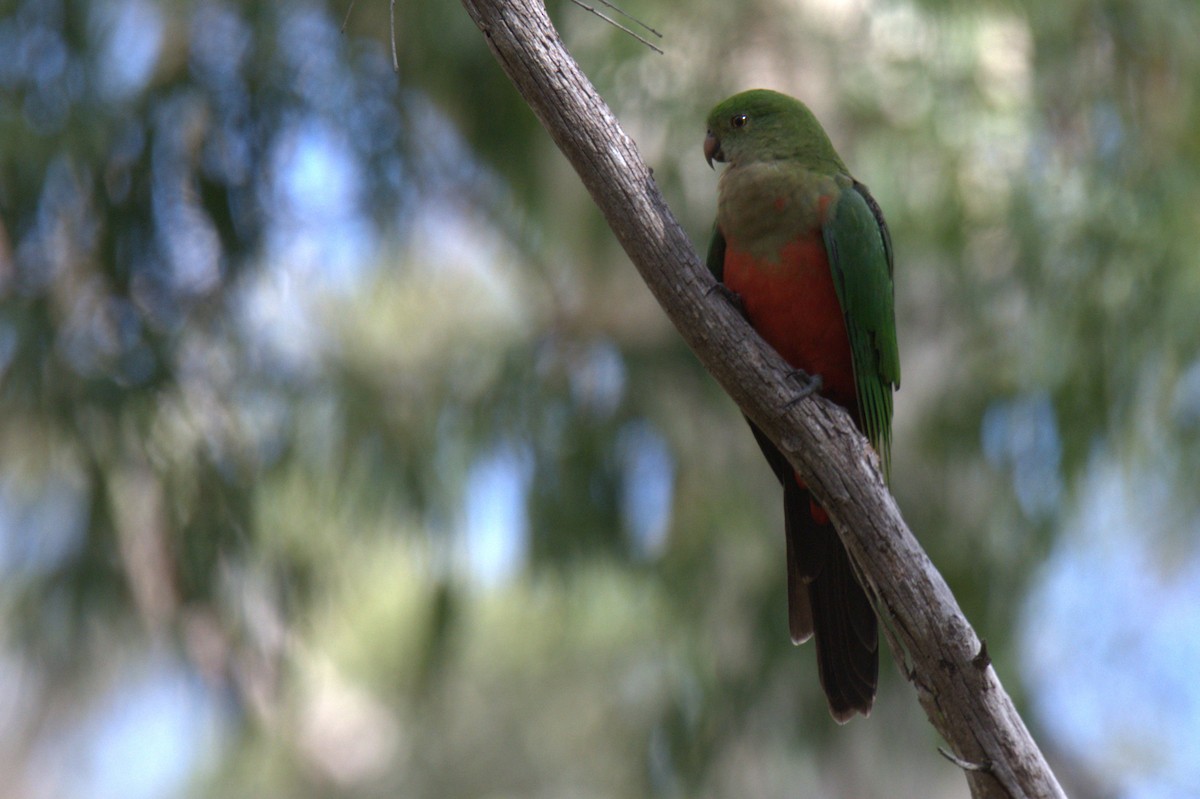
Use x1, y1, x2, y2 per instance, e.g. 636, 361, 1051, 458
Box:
706, 222, 726, 282
823, 181, 900, 479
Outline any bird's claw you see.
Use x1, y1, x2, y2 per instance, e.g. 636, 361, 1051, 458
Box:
784, 370, 823, 409
706, 281, 748, 319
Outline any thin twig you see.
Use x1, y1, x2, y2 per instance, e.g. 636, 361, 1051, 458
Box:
340, 0, 357, 33
595, 0, 662, 37
340, 0, 399, 73
390, 0, 399, 73
568, 0, 663, 54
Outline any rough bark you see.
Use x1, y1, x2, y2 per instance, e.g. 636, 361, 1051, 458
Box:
458, 1, 1066, 796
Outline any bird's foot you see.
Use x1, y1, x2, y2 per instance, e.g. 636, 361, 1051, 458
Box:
706, 281, 748, 319
784, 369, 823, 409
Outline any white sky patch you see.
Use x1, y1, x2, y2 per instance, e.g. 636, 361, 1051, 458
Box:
1171, 357, 1200, 429
1020, 457, 1200, 797
976, 14, 1032, 109
464, 443, 533, 588
802, 0, 868, 30
617, 421, 674, 560
568, 339, 627, 418
239, 116, 378, 376
265, 118, 374, 293
406, 203, 522, 306
91, 0, 163, 102
0, 468, 87, 578
981, 391, 1063, 520
35, 657, 228, 799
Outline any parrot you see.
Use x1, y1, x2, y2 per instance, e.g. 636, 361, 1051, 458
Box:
703, 89, 900, 722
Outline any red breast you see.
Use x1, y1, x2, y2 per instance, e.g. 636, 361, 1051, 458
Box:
723, 232, 859, 420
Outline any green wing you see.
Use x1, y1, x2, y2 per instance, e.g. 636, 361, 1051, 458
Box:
706, 221, 726, 282
823, 180, 901, 480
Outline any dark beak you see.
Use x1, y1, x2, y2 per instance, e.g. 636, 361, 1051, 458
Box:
704, 131, 723, 168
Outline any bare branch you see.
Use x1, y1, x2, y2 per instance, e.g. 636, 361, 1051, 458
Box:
457, 1, 1066, 796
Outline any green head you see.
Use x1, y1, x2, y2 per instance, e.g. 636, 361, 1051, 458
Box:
704, 89, 846, 173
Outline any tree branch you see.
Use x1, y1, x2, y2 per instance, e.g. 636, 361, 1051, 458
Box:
458, 1, 1065, 796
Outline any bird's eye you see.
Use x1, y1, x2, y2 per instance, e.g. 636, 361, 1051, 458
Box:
731, 113, 749, 128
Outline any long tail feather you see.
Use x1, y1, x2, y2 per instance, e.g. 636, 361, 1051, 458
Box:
751, 419, 878, 721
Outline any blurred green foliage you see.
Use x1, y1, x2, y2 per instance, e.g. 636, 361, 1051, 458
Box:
1, 0, 1199, 796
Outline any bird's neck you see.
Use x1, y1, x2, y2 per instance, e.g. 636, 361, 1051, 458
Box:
717, 162, 840, 260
